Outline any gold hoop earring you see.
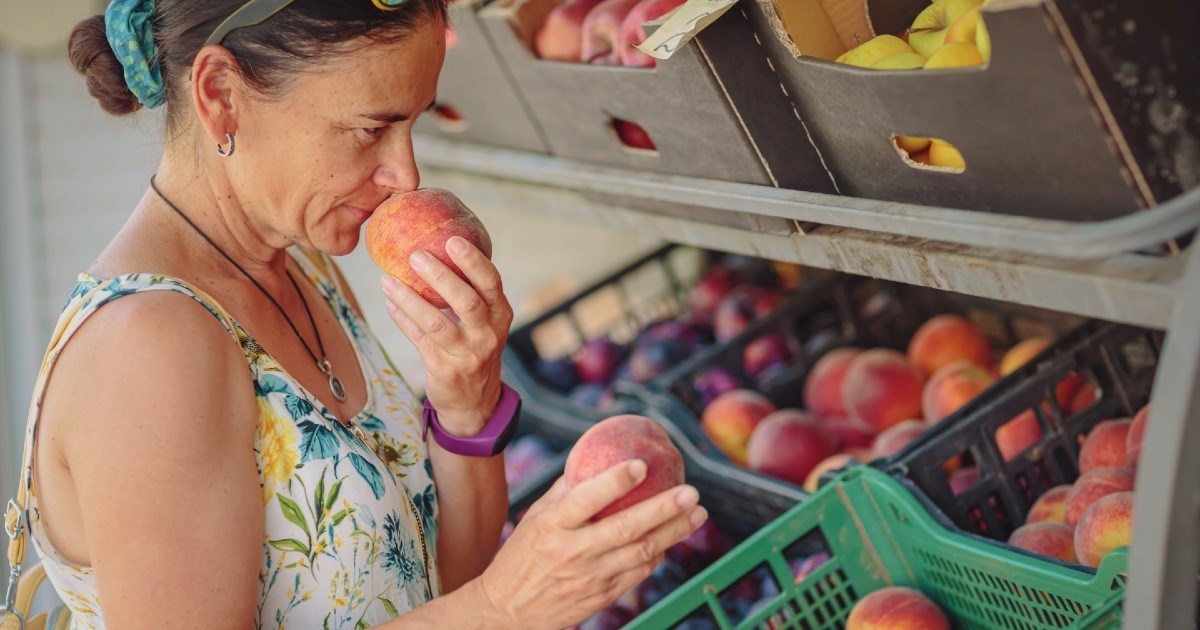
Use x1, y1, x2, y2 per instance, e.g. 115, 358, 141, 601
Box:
216, 132, 236, 157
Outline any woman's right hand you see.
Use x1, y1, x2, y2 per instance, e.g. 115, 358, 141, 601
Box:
476, 460, 708, 630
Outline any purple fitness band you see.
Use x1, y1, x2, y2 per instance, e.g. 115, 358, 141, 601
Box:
422, 382, 522, 457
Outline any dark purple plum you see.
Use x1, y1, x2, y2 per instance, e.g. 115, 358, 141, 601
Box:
574, 339, 626, 385
535, 356, 579, 392
630, 338, 690, 383
692, 368, 740, 407
569, 384, 608, 408
504, 435, 555, 487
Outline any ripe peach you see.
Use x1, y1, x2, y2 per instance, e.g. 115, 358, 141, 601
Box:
1126, 404, 1148, 473
846, 586, 950, 630
746, 410, 834, 486
1055, 373, 1086, 409
1074, 491, 1134, 568
564, 414, 684, 521
581, 0, 641, 64
1077, 419, 1132, 473
999, 337, 1052, 376
1008, 522, 1077, 563
842, 349, 926, 433
922, 361, 996, 424
618, 0, 685, 66
700, 389, 776, 466
803, 347, 863, 418
1064, 467, 1134, 527
871, 419, 927, 459
907, 314, 992, 376
534, 0, 607, 61
823, 414, 877, 451
995, 409, 1044, 462
1026, 485, 1071, 525
803, 452, 859, 493
365, 188, 492, 310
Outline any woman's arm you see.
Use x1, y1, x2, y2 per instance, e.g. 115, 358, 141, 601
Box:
44, 292, 262, 628
380, 238, 514, 592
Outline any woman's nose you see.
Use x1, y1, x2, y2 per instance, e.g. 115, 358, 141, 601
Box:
374, 138, 421, 193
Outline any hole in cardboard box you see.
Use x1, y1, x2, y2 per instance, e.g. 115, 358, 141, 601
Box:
430, 103, 469, 133
891, 135, 966, 173
996, 407, 1045, 462
610, 117, 658, 152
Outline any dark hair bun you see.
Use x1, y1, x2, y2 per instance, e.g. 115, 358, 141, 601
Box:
68, 15, 141, 115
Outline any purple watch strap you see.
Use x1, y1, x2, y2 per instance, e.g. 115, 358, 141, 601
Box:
423, 382, 522, 457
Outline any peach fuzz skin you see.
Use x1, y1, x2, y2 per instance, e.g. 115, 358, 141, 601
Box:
564, 414, 685, 520
846, 586, 950, 630
700, 389, 775, 466
365, 188, 491, 310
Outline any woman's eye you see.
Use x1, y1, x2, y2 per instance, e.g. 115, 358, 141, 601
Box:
358, 126, 386, 140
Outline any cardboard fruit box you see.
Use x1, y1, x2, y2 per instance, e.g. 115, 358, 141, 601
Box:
740, 0, 1163, 221
477, 0, 838, 192
412, 0, 550, 152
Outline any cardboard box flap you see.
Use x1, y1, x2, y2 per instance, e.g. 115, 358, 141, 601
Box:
762, 0, 873, 60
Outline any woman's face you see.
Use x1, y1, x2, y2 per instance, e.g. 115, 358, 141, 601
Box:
228, 18, 446, 256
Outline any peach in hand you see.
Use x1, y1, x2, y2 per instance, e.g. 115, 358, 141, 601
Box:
564, 414, 685, 520
365, 188, 492, 310
846, 586, 950, 630
700, 389, 775, 466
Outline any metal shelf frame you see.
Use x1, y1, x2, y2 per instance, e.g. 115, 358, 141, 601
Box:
415, 136, 1200, 629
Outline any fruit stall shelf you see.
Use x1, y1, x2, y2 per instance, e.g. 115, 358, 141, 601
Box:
414, 138, 1200, 628
414, 136, 1197, 331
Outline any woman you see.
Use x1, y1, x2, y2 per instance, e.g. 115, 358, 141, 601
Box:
16, 0, 706, 627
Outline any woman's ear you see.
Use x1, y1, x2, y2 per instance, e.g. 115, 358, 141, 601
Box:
190, 45, 243, 146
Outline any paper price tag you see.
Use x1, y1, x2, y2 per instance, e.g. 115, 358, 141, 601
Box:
634, 0, 739, 61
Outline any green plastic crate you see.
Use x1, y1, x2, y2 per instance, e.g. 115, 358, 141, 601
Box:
629, 467, 1126, 630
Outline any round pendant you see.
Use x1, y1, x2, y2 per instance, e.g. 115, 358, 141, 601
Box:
329, 373, 347, 402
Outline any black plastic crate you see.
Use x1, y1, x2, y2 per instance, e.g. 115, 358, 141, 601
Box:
502, 245, 706, 449
882, 321, 1161, 542
638, 275, 1087, 493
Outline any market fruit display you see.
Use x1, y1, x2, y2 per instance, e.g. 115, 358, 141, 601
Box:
681, 304, 1083, 491
365, 188, 492, 310
564, 414, 685, 520
1006, 403, 1148, 568
529, 254, 786, 417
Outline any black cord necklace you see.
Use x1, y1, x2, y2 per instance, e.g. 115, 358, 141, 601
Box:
149, 175, 350, 406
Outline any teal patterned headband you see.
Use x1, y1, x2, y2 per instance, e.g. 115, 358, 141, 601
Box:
105, 0, 165, 109
104, 0, 412, 109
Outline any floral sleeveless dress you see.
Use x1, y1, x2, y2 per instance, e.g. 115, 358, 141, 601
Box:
19, 249, 440, 629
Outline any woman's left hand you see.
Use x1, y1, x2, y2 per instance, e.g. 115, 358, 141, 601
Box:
381, 235, 514, 436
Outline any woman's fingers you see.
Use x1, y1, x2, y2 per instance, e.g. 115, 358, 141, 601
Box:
582, 484, 700, 554
445, 237, 510, 316
553, 460, 648, 529
594, 506, 707, 578
410, 247, 492, 328
381, 274, 461, 350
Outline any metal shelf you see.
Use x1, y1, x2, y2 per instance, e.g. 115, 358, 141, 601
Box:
415, 137, 1189, 330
